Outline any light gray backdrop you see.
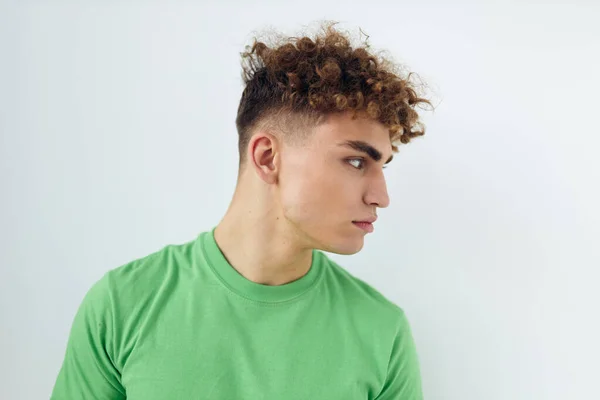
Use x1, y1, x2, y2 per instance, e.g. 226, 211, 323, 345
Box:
1, 0, 599, 399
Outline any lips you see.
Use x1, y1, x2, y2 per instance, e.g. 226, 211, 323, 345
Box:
352, 220, 375, 233
353, 216, 377, 224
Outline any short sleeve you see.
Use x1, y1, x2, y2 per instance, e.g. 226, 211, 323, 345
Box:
51, 273, 126, 399
375, 310, 424, 400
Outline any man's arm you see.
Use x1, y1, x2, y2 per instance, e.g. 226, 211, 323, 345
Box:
51, 273, 126, 399
375, 310, 424, 400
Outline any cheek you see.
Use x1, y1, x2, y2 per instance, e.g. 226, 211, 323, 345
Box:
281, 175, 326, 216
279, 170, 320, 212
281, 175, 351, 225
279, 157, 359, 223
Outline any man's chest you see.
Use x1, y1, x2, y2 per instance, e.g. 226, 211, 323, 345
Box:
118, 309, 385, 399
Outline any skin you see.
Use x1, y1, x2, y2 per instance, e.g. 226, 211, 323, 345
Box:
213, 111, 393, 286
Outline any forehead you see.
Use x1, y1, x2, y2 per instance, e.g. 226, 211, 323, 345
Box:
311, 112, 392, 149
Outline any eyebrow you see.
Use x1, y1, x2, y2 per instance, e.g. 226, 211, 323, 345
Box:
338, 140, 394, 164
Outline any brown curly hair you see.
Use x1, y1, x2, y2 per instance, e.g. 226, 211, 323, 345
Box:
235, 21, 434, 166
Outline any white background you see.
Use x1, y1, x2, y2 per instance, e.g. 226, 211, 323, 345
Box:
1, 0, 599, 399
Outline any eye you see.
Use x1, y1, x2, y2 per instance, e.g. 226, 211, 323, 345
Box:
347, 158, 365, 170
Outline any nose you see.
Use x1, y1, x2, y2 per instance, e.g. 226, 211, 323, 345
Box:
364, 170, 390, 208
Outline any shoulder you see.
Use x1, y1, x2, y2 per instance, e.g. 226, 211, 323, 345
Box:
104, 236, 198, 298
80, 235, 201, 327
318, 252, 408, 326
81, 235, 198, 315
317, 252, 416, 372
77, 236, 200, 368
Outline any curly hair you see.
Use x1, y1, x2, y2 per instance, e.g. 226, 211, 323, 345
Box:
235, 21, 434, 165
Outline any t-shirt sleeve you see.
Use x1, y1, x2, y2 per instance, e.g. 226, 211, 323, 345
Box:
375, 309, 424, 400
51, 273, 126, 399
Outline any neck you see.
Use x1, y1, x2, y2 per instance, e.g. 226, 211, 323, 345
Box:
213, 179, 314, 286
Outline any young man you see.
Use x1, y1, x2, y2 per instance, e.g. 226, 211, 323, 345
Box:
52, 22, 432, 399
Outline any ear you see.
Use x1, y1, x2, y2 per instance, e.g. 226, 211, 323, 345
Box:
247, 132, 280, 184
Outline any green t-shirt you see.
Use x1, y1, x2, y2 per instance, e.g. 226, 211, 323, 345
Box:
51, 228, 423, 399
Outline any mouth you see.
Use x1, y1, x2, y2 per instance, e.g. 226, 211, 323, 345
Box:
352, 221, 375, 233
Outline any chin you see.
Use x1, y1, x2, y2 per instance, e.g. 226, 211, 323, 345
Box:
318, 235, 365, 255
332, 245, 364, 256
296, 222, 367, 255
